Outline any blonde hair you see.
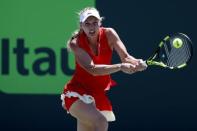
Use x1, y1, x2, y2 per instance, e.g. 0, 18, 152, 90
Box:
66, 29, 81, 51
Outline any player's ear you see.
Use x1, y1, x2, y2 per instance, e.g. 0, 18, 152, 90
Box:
99, 17, 104, 26
98, 21, 102, 26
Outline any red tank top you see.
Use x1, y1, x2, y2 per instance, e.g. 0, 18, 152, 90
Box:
66, 27, 116, 94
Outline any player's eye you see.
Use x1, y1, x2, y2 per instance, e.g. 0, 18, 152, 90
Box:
85, 23, 90, 26
93, 22, 99, 26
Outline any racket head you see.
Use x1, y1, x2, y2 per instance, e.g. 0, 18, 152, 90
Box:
146, 33, 193, 69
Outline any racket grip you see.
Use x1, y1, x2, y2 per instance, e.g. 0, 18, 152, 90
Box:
139, 60, 148, 68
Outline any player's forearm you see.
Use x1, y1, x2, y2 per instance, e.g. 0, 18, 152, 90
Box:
122, 54, 135, 61
121, 54, 137, 64
87, 64, 122, 76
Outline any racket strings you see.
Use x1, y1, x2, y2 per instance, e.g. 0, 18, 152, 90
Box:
165, 38, 191, 67
176, 39, 191, 65
163, 43, 170, 57
168, 47, 188, 66
168, 46, 189, 67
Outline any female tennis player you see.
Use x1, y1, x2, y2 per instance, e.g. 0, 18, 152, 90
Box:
61, 7, 147, 131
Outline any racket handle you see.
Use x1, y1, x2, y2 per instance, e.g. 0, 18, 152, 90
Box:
139, 60, 148, 68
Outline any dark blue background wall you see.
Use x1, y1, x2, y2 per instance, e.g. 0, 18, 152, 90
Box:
96, 0, 197, 130
1, 0, 197, 131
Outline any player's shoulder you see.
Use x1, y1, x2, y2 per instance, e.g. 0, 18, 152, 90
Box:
104, 27, 116, 35
105, 27, 117, 38
104, 27, 119, 40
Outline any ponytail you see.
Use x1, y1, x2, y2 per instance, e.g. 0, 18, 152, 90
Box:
66, 29, 82, 51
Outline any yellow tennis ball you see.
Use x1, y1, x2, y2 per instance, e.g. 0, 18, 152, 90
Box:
173, 38, 183, 48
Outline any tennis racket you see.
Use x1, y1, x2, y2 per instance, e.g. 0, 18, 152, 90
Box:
146, 33, 193, 69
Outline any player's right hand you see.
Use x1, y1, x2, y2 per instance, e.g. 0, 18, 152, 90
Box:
120, 63, 136, 74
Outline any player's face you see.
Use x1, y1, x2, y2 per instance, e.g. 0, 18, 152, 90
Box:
81, 16, 100, 38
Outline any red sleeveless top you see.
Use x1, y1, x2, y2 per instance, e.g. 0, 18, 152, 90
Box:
66, 27, 116, 95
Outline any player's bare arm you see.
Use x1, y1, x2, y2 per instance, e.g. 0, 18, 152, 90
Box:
69, 38, 135, 75
105, 28, 147, 72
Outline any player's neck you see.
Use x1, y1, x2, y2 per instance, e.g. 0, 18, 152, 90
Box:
88, 36, 98, 45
